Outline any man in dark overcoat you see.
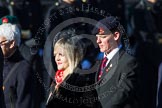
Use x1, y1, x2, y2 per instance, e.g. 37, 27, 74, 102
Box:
93, 16, 142, 108
0, 16, 36, 108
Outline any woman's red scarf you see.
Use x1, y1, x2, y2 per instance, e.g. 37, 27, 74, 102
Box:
55, 70, 64, 87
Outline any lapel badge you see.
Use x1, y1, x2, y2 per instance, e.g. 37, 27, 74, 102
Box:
106, 64, 112, 72
110, 64, 112, 68
2, 86, 5, 91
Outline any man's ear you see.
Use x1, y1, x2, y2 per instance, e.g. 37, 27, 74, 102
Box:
9, 40, 16, 48
113, 32, 120, 41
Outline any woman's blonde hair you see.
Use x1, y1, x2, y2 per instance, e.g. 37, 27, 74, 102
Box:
54, 36, 84, 77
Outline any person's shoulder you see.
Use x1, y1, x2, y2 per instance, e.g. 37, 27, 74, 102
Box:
16, 52, 33, 72
16, 59, 33, 80
119, 50, 139, 67
19, 59, 31, 66
122, 50, 137, 61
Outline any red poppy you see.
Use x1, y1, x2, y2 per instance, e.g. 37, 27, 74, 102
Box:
98, 27, 105, 35
2, 17, 9, 23
55, 70, 64, 87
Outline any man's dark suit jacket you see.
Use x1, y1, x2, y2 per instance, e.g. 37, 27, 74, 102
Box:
0, 48, 4, 108
95, 49, 141, 108
3, 49, 34, 108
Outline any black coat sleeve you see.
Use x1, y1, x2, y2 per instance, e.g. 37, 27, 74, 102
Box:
0, 48, 5, 108
16, 61, 33, 108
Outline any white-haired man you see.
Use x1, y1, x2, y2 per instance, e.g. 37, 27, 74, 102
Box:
0, 20, 34, 108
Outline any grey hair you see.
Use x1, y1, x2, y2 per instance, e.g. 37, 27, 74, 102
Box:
0, 23, 21, 46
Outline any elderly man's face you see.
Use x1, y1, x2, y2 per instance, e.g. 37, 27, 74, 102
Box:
0, 36, 14, 57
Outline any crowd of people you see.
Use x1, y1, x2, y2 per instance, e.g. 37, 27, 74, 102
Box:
0, 0, 162, 108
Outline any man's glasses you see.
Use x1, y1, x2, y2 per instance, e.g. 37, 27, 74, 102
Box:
0, 40, 10, 46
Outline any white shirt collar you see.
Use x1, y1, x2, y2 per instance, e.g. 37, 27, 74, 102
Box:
104, 47, 120, 65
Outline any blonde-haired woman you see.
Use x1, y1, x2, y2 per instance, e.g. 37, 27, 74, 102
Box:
46, 29, 99, 108
46, 32, 82, 107
53, 36, 84, 90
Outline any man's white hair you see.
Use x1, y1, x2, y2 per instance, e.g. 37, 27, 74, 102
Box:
0, 23, 21, 46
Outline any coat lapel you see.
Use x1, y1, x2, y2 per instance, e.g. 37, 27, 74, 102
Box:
95, 60, 102, 82
98, 49, 125, 83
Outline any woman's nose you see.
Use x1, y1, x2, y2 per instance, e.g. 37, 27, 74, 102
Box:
55, 54, 60, 61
